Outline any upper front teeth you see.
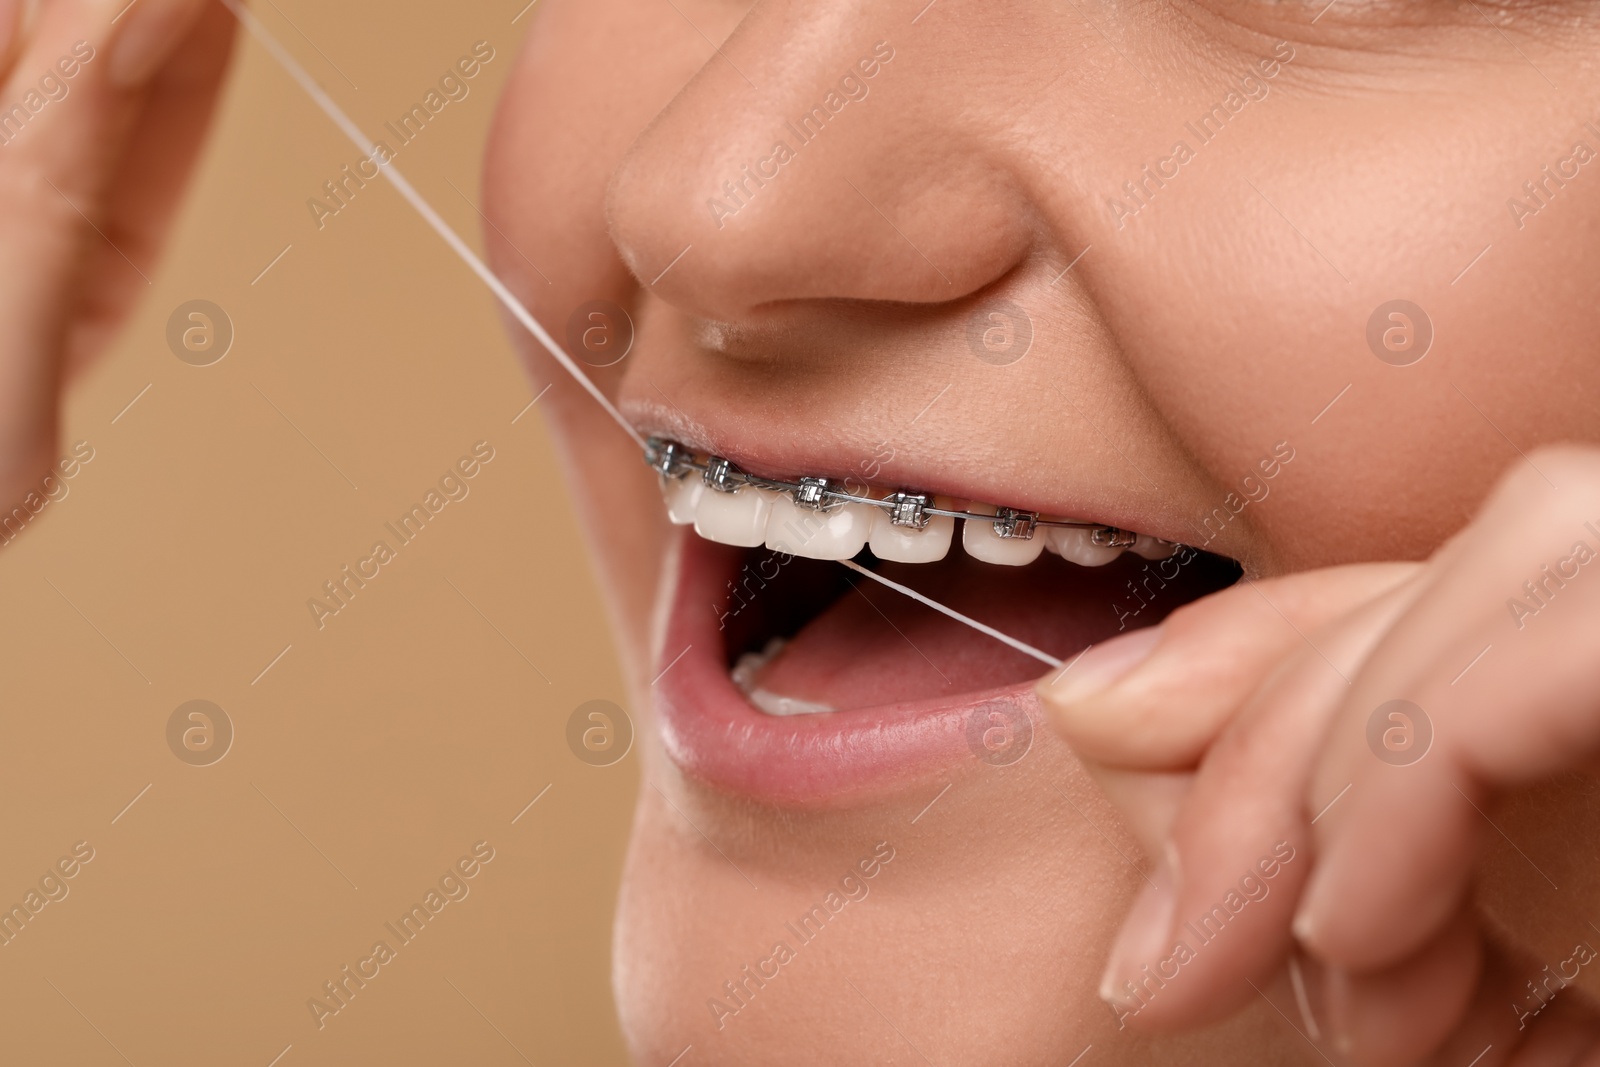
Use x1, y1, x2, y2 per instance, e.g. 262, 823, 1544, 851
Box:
647, 438, 1176, 567
867, 509, 954, 564
766, 492, 872, 559
695, 479, 773, 546
963, 506, 1045, 566
663, 475, 704, 524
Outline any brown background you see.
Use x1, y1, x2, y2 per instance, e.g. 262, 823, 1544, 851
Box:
0, 1, 636, 1063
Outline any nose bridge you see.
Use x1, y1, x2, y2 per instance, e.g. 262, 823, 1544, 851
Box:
605, 1, 1049, 320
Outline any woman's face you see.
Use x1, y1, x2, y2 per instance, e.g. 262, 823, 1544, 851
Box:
483, 2, 1600, 1062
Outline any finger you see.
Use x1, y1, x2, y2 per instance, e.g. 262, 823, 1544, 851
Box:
0, 0, 211, 220
1036, 563, 1419, 770
1577, 1032, 1600, 1067
0, 0, 209, 495
0, 0, 32, 73
1504, 992, 1600, 1067
1417, 936, 1561, 1067
1076, 764, 1192, 861
64, 0, 234, 372
1094, 577, 1421, 1030
1319, 907, 1481, 1067
103, 0, 211, 89
1298, 448, 1600, 972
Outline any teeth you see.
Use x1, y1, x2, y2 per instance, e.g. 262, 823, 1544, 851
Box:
962, 509, 1045, 566
686, 480, 876, 560
694, 484, 777, 547
1045, 525, 1127, 566
662, 476, 703, 525
730, 636, 785, 690
868, 510, 954, 564
747, 690, 836, 716
731, 637, 835, 716
656, 446, 1172, 568
1131, 534, 1177, 560
765, 496, 872, 560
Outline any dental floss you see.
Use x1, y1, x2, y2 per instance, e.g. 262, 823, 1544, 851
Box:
840, 561, 1064, 669
217, 0, 644, 451
223, 2, 1068, 671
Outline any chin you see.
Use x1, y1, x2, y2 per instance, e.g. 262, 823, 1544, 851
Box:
610, 728, 1126, 1066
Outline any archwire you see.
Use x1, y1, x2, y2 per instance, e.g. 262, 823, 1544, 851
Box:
219, 0, 1074, 675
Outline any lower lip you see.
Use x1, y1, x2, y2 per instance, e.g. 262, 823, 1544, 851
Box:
651, 531, 1046, 807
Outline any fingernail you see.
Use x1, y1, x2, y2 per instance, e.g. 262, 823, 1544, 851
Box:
106, 0, 200, 88
1039, 625, 1163, 709
1286, 948, 1324, 1043
1292, 905, 1317, 945
1292, 870, 1328, 949
1288, 949, 1351, 1055
1098, 842, 1180, 1008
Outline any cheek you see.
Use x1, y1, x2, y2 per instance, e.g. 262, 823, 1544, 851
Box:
485, 0, 713, 335
1078, 69, 1600, 570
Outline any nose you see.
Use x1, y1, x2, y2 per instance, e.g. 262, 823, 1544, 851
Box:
605, 1, 1041, 322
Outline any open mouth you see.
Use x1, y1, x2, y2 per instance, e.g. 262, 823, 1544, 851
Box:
649, 441, 1242, 806
719, 546, 1240, 715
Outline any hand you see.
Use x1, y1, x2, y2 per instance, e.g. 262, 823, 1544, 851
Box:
0, 0, 233, 506
1038, 446, 1600, 1065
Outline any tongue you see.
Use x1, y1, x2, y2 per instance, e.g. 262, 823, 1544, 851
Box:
753, 550, 1238, 712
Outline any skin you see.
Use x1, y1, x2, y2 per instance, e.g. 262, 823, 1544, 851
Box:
479, 1, 1600, 1063
1043, 455, 1600, 1063
7, 0, 1600, 1064
0, 0, 227, 507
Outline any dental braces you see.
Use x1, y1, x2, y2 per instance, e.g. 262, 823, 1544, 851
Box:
645, 437, 1138, 547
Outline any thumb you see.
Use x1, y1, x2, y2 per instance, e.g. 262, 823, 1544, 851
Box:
1075, 764, 1191, 864
1036, 563, 1420, 771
